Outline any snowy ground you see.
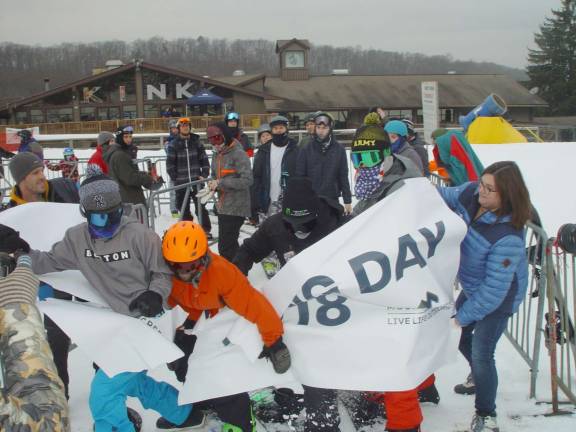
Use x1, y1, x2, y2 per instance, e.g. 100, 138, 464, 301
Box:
18, 145, 576, 430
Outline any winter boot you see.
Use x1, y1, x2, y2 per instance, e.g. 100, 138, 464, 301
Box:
92, 408, 142, 432
418, 382, 440, 404
127, 408, 142, 432
454, 373, 476, 395
470, 414, 499, 432
156, 408, 205, 430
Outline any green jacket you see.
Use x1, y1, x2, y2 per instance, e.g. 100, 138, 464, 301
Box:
103, 144, 153, 205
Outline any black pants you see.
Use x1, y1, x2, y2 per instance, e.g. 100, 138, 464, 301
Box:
44, 289, 74, 399
195, 393, 253, 432
303, 385, 340, 431
175, 186, 211, 233
217, 214, 245, 261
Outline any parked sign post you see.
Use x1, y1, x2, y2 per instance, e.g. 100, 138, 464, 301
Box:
421, 81, 439, 143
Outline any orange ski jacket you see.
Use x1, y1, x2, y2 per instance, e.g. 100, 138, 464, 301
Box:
168, 251, 283, 347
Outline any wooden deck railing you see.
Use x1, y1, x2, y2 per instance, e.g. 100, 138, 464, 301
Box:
0, 114, 274, 134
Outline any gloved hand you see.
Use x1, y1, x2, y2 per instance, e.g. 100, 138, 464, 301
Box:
167, 319, 197, 382
0, 254, 39, 307
128, 290, 164, 317
258, 337, 291, 374
0, 224, 31, 254
149, 177, 165, 191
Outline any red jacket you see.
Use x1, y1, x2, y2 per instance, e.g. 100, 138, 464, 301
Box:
88, 146, 109, 174
168, 251, 283, 347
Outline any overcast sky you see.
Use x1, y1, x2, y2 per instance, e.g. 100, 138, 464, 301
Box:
0, 0, 562, 69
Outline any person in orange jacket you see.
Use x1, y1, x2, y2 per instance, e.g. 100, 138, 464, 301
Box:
156, 221, 290, 432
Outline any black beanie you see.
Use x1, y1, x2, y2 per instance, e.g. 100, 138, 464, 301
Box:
351, 124, 391, 157
282, 177, 319, 224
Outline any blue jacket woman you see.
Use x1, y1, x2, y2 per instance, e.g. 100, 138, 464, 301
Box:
438, 161, 531, 432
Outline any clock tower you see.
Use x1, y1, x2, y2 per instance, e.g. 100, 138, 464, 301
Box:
276, 39, 310, 81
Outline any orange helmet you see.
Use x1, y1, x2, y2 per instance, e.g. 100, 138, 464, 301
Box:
162, 221, 208, 263
177, 117, 191, 127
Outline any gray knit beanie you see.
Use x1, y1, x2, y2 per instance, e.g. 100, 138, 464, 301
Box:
9, 152, 44, 184
97, 131, 115, 146
79, 174, 122, 212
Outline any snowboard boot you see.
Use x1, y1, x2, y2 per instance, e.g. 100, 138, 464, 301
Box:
127, 408, 142, 432
454, 373, 476, 395
418, 382, 440, 404
156, 408, 205, 430
470, 414, 499, 432
92, 408, 142, 432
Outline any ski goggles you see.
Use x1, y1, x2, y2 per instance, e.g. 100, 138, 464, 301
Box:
87, 207, 123, 228
121, 126, 134, 134
177, 118, 191, 127
314, 115, 332, 127
226, 112, 240, 121
351, 150, 383, 169
168, 256, 207, 273
208, 134, 225, 145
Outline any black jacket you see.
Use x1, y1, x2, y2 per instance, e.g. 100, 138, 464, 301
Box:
233, 198, 343, 275
166, 133, 210, 185
295, 137, 352, 204
103, 144, 153, 205
252, 138, 298, 213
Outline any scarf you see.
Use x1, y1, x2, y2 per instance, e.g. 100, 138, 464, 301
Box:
354, 165, 382, 200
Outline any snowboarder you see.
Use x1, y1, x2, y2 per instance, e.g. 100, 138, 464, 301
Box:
166, 117, 212, 235
206, 122, 253, 261
295, 112, 353, 215
157, 220, 290, 431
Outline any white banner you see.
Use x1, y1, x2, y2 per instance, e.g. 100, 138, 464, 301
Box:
182, 178, 466, 401
38, 300, 187, 376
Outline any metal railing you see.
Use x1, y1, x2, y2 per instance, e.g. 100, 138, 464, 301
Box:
545, 239, 576, 410
147, 178, 211, 232
504, 221, 548, 398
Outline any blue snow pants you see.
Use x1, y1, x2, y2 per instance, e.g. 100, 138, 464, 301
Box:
89, 369, 192, 432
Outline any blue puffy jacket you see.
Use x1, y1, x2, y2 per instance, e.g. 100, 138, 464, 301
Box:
438, 182, 528, 326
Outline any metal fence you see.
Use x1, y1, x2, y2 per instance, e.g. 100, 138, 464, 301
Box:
504, 222, 548, 398
545, 239, 576, 410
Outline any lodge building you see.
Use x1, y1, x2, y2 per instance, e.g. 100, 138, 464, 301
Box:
0, 38, 547, 131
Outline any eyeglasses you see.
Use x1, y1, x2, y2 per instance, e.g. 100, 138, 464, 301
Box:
351, 150, 383, 169
88, 207, 123, 228
479, 180, 497, 194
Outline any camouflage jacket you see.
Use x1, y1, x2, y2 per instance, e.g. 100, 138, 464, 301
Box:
0, 302, 70, 431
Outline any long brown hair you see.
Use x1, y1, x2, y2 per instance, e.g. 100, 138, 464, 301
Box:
483, 161, 531, 229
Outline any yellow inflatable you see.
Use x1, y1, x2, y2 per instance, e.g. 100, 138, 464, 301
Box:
466, 117, 527, 144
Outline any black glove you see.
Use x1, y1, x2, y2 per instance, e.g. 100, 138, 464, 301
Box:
167, 319, 197, 382
0, 224, 30, 254
149, 177, 165, 191
259, 337, 291, 374
128, 290, 163, 317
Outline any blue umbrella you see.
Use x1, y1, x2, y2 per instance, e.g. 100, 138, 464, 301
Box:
187, 89, 224, 106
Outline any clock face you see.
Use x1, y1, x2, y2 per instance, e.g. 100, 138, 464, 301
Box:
285, 51, 305, 68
